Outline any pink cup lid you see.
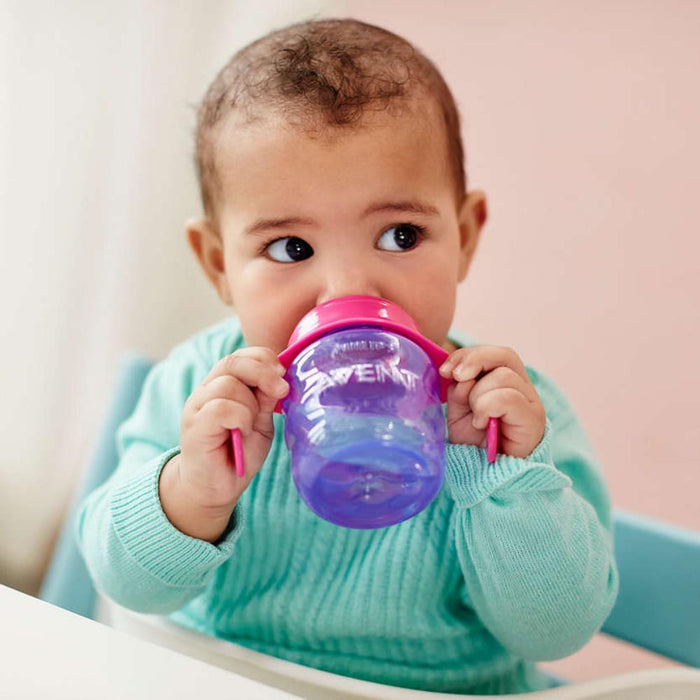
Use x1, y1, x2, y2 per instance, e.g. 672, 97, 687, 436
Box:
277, 295, 451, 402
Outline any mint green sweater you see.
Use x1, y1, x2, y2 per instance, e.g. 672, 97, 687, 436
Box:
76, 318, 618, 695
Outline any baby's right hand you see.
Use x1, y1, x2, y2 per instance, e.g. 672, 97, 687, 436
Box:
160, 348, 288, 540
180, 347, 289, 507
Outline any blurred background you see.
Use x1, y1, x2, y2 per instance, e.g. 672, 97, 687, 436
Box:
1, 0, 698, 684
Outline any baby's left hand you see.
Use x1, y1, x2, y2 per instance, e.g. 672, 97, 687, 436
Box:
439, 346, 546, 459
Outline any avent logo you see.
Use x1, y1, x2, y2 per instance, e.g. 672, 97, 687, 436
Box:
327, 364, 418, 390
294, 344, 419, 408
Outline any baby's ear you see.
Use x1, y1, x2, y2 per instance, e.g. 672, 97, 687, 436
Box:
186, 217, 233, 305
457, 191, 488, 282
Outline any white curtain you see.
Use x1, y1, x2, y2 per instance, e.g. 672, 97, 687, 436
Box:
0, 0, 341, 593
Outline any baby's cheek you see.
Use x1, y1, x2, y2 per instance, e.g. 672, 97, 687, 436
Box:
419, 291, 457, 347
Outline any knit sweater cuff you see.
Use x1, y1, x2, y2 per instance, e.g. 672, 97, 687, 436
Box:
444, 419, 571, 509
109, 447, 244, 587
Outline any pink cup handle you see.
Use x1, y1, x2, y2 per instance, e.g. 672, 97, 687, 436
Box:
486, 417, 499, 463
231, 428, 245, 477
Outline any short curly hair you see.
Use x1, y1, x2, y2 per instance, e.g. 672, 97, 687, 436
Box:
195, 18, 466, 220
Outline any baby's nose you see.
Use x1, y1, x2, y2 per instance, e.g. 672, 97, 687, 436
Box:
316, 265, 382, 306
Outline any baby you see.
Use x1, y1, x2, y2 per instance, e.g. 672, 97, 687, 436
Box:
77, 18, 618, 695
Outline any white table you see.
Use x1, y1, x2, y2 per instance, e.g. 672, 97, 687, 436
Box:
6, 584, 700, 700
0, 584, 297, 699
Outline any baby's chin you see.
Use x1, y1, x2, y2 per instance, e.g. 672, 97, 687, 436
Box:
441, 338, 458, 353
240, 331, 290, 355
237, 318, 295, 354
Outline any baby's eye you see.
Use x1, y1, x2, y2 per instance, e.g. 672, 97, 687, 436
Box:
266, 236, 314, 263
377, 224, 423, 252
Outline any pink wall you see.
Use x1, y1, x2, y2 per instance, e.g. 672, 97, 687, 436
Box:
349, 0, 699, 681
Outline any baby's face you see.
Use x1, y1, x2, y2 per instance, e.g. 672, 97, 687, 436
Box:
191, 109, 486, 355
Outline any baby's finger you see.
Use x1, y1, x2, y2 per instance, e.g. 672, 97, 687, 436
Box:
445, 382, 485, 446
440, 346, 529, 384
188, 374, 259, 415
254, 383, 288, 417
468, 366, 539, 408
446, 375, 476, 408
203, 354, 288, 398
470, 387, 535, 430
195, 398, 255, 440
202, 348, 285, 385
228, 346, 284, 367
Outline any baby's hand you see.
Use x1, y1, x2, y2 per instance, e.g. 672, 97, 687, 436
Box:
179, 347, 289, 506
439, 346, 546, 459
160, 347, 288, 541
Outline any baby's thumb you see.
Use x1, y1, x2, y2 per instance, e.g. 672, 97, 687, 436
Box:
252, 386, 284, 439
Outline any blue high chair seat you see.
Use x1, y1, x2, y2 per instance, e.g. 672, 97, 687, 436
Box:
40, 356, 700, 698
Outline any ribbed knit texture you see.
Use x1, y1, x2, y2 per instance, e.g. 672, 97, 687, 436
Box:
76, 317, 618, 695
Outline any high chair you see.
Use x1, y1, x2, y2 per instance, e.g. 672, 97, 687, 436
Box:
41, 355, 700, 698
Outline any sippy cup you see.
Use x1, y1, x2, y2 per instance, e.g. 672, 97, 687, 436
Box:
276, 296, 452, 529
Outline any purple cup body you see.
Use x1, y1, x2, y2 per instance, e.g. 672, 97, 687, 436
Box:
282, 326, 446, 529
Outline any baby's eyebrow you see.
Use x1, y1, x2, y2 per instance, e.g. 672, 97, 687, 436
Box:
244, 200, 439, 236
244, 216, 316, 236
362, 200, 440, 218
